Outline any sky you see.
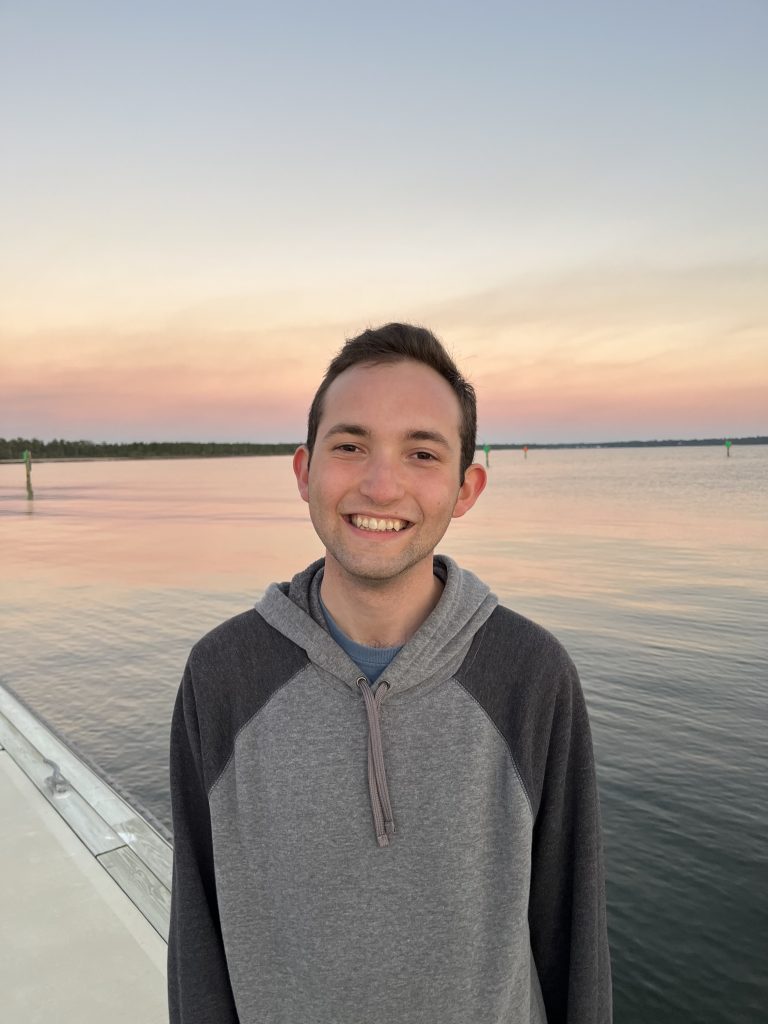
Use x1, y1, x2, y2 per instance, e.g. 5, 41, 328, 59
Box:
1, 0, 766, 444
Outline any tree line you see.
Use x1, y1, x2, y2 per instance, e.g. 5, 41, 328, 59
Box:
481, 437, 766, 450
0, 439, 299, 460
2, 436, 765, 461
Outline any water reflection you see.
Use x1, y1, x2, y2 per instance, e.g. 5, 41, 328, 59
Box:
1, 447, 767, 1024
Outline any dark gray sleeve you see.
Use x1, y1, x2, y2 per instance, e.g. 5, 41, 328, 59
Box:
527, 651, 612, 1024
167, 663, 240, 1024
457, 607, 612, 1024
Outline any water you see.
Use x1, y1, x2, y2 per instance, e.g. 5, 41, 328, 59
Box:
1, 448, 766, 1023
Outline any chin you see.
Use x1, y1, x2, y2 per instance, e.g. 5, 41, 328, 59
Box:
332, 550, 430, 585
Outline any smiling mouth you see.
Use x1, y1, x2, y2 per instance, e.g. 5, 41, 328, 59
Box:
346, 514, 412, 533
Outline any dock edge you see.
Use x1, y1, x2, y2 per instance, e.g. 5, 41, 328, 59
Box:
0, 682, 172, 942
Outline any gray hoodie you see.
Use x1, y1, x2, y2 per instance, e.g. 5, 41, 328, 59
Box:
168, 556, 611, 1024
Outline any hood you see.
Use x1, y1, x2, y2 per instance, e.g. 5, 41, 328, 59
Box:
255, 555, 498, 697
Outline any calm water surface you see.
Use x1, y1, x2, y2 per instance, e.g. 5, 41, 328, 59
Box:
1, 448, 766, 1023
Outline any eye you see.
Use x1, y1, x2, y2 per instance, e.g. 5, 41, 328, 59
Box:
334, 443, 362, 453
413, 450, 437, 461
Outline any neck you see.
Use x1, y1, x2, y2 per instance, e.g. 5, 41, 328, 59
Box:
319, 557, 444, 648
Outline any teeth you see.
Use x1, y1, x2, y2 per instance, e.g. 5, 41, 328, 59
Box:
352, 515, 408, 532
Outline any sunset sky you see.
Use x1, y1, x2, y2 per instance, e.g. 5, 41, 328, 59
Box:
1, 1, 766, 444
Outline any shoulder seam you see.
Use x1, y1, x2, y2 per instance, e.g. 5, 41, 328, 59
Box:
207, 660, 312, 798
452, 676, 533, 817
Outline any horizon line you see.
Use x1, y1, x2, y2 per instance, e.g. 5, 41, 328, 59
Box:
3, 435, 766, 453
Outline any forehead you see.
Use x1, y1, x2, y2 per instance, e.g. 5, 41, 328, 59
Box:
319, 360, 463, 438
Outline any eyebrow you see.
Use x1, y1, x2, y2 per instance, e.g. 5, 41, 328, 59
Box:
322, 423, 370, 440
406, 429, 452, 450
321, 423, 452, 449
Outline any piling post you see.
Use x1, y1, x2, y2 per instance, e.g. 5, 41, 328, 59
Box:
725, 439, 732, 458
483, 443, 490, 468
23, 449, 33, 499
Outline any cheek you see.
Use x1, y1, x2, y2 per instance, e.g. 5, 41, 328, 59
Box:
307, 473, 345, 510
423, 492, 458, 520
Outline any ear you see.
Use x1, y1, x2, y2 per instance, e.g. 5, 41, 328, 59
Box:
451, 463, 487, 519
293, 445, 311, 503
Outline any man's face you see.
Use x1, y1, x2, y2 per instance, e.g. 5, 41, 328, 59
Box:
293, 359, 486, 587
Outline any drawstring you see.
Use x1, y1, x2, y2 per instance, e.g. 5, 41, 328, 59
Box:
356, 677, 395, 847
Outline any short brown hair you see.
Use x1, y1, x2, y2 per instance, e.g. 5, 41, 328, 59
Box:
306, 323, 477, 479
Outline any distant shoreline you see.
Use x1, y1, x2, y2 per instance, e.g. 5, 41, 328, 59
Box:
1, 436, 765, 463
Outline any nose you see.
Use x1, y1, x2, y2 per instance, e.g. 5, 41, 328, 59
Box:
358, 454, 405, 506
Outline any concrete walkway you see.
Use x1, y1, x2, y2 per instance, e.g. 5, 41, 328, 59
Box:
0, 749, 168, 1023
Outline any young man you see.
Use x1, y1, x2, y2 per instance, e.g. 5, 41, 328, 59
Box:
168, 323, 612, 1024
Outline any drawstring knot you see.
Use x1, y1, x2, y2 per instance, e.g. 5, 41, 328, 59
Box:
357, 677, 395, 847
